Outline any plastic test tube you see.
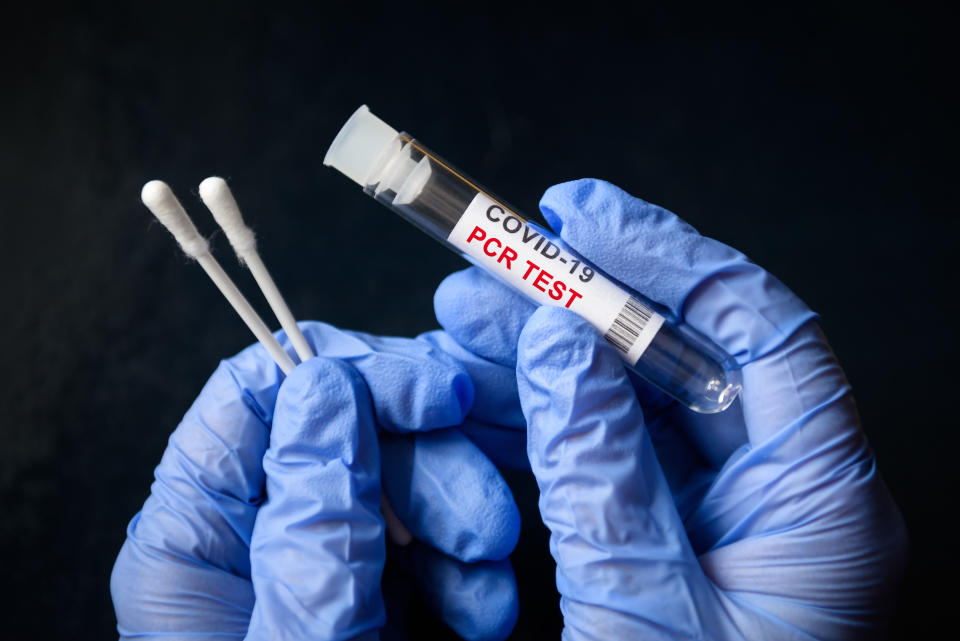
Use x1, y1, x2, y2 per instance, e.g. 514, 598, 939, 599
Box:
323, 106, 742, 414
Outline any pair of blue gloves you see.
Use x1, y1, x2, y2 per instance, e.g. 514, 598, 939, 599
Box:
112, 179, 908, 640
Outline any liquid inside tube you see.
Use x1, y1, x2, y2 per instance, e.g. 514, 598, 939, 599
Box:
325, 107, 742, 413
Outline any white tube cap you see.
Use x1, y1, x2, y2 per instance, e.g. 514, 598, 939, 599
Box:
324, 105, 399, 186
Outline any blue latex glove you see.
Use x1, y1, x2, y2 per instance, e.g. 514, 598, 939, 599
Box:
432, 179, 909, 640
111, 322, 519, 641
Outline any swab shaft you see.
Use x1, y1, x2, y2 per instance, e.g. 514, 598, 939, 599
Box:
195, 254, 296, 374
241, 251, 315, 362
381, 491, 413, 546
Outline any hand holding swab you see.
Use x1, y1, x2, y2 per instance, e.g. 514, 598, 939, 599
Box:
142, 178, 412, 545
140, 180, 297, 374
198, 177, 315, 363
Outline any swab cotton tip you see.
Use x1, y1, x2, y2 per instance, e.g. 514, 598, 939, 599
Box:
141, 180, 210, 258
199, 176, 257, 257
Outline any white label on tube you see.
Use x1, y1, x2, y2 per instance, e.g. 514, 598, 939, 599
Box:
447, 193, 664, 365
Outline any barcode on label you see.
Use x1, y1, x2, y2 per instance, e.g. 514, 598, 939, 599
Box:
604, 297, 654, 354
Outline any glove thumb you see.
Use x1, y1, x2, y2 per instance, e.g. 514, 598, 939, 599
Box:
518, 307, 732, 640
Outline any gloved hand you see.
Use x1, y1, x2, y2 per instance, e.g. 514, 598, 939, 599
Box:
431, 179, 909, 640
111, 322, 520, 641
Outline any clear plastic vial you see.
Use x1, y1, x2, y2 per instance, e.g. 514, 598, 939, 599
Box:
324, 105, 742, 413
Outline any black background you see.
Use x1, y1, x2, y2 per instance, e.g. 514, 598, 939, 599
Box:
1, 3, 955, 639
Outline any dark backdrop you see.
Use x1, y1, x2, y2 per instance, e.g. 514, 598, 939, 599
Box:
1, 3, 954, 639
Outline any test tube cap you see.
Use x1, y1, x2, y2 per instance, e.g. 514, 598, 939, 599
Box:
324, 105, 399, 186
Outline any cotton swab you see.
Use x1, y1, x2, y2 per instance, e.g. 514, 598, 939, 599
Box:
198, 177, 412, 545
142, 178, 413, 546
198, 177, 316, 363
141, 180, 297, 374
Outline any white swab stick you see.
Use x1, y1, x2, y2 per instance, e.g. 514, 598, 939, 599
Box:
381, 491, 413, 546
198, 177, 316, 363
141, 180, 297, 375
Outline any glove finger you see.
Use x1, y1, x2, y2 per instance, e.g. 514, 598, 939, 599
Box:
417, 328, 525, 430
539, 178, 817, 365
686, 327, 874, 550
298, 321, 474, 432
684, 330, 909, 637
434, 267, 536, 368
408, 543, 518, 641
379, 428, 520, 563
112, 533, 254, 639
246, 357, 384, 640
112, 343, 283, 637
518, 307, 732, 639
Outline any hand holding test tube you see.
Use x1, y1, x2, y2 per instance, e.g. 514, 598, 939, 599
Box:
427, 178, 910, 639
